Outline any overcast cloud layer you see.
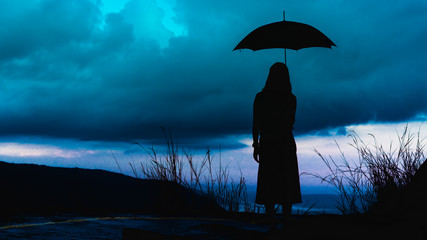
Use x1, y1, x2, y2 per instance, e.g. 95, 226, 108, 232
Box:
1, 0, 426, 144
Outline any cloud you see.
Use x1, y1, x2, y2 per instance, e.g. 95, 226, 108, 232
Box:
0, 0, 426, 146
0, 0, 101, 60
0, 142, 94, 158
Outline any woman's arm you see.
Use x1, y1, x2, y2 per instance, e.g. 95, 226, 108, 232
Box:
291, 95, 296, 128
252, 96, 260, 163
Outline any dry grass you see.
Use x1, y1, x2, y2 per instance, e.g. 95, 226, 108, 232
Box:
308, 125, 425, 215
131, 130, 250, 212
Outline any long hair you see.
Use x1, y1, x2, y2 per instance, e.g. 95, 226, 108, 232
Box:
263, 62, 292, 93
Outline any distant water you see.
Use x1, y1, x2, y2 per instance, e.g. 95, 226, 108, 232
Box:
245, 188, 341, 214
294, 194, 341, 214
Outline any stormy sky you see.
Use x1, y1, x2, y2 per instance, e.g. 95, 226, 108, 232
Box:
1, 0, 427, 145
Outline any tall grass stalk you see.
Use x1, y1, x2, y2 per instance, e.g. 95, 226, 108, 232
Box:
308, 125, 425, 215
132, 131, 249, 212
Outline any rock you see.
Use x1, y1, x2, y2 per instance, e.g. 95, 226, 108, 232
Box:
365, 159, 427, 218
403, 159, 427, 217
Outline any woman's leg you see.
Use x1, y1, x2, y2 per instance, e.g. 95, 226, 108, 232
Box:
282, 202, 292, 218
265, 203, 277, 231
265, 203, 275, 218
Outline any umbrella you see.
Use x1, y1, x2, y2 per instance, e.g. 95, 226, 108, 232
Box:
233, 12, 335, 62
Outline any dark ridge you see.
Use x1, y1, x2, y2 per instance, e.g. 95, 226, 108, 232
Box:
402, 160, 427, 217
368, 159, 427, 218
0, 161, 224, 217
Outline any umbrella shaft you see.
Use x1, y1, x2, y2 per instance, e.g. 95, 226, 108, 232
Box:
283, 11, 286, 64
284, 49, 287, 64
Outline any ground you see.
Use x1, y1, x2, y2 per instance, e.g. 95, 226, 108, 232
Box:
1, 213, 426, 240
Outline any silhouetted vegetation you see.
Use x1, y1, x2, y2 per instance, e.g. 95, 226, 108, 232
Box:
131, 131, 250, 212
310, 125, 425, 215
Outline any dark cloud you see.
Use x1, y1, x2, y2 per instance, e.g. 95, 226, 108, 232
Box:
0, 0, 426, 145
0, 0, 101, 60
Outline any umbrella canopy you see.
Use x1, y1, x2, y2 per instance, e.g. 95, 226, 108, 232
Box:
233, 20, 336, 51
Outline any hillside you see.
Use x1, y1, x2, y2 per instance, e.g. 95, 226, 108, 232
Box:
0, 161, 224, 216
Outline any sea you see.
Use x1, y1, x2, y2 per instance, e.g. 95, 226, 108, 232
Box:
293, 194, 341, 214
245, 188, 341, 215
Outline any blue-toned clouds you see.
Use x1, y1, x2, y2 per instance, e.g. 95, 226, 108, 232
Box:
0, 0, 426, 145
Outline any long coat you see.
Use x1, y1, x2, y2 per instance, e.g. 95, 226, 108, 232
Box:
253, 90, 302, 205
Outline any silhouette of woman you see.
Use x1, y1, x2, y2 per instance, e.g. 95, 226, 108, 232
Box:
252, 62, 302, 219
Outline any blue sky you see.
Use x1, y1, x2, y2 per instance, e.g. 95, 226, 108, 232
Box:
1, 0, 426, 193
